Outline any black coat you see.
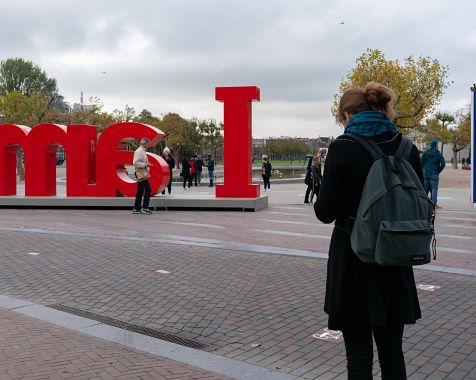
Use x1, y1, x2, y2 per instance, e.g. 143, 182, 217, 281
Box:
314, 132, 423, 330
262, 161, 272, 176
163, 155, 175, 172
181, 159, 191, 175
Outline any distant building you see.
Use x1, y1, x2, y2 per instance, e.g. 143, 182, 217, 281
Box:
72, 103, 94, 112
51, 96, 72, 114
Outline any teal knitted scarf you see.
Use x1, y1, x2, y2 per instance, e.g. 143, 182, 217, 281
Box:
344, 110, 397, 137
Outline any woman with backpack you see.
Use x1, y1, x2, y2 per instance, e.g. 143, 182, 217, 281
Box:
314, 82, 424, 379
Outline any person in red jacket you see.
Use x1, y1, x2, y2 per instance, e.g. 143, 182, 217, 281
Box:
190, 155, 197, 186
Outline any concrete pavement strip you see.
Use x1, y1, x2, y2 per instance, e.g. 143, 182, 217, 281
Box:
0, 295, 297, 380
0, 226, 475, 277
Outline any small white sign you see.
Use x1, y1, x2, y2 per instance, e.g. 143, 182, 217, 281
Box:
416, 284, 441, 292
312, 328, 342, 341
26, 252, 40, 256
156, 270, 170, 274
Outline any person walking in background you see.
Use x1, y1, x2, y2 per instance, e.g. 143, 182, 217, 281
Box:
195, 155, 204, 185
315, 82, 423, 379
311, 149, 325, 202
206, 155, 215, 187
181, 156, 192, 189
420, 139, 445, 208
132, 138, 153, 215
305, 150, 325, 203
161, 147, 175, 195
304, 154, 314, 203
190, 155, 197, 186
261, 156, 272, 192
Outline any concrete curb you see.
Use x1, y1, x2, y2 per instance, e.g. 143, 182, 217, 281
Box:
0, 295, 298, 380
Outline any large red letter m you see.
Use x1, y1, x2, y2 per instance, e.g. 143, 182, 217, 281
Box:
0, 123, 96, 196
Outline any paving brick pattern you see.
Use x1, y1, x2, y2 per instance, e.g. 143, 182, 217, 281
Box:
0, 307, 230, 380
0, 206, 475, 379
0, 206, 474, 270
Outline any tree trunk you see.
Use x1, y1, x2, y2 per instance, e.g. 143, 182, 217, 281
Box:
16, 149, 25, 180
452, 147, 458, 169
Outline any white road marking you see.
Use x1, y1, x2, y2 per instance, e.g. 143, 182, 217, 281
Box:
438, 210, 476, 215
263, 211, 309, 217
159, 221, 224, 229
437, 246, 476, 255
438, 223, 476, 230
438, 233, 476, 241
273, 206, 308, 210
252, 229, 331, 240
156, 270, 170, 274
259, 219, 332, 228
312, 328, 342, 341
438, 216, 476, 222
416, 284, 441, 292
26, 252, 40, 256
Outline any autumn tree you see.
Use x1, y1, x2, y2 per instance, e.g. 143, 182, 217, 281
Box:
57, 97, 116, 134
449, 109, 471, 168
0, 58, 58, 100
333, 49, 451, 132
159, 113, 201, 162
135, 109, 160, 126
0, 91, 59, 179
264, 138, 307, 162
197, 119, 223, 163
421, 109, 470, 167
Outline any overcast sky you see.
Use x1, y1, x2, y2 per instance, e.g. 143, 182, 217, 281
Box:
0, 0, 474, 138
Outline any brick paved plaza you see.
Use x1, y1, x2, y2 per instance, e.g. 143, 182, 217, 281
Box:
0, 176, 475, 379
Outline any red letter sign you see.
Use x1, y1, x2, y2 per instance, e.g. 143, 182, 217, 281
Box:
0, 122, 168, 197
215, 86, 260, 198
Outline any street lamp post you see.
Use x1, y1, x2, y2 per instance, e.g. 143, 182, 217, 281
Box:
471, 85, 476, 207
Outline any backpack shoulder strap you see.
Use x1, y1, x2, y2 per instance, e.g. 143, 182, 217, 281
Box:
345, 133, 385, 161
394, 135, 414, 160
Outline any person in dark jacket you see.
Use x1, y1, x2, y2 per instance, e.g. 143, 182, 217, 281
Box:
181, 156, 192, 189
261, 157, 272, 191
420, 139, 445, 207
161, 147, 175, 195
304, 155, 314, 203
304, 151, 324, 203
315, 82, 423, 380
195, 155, 204, 185
205, 155, 215, 187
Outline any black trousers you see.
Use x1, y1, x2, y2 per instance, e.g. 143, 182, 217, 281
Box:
342, 325, 406, 380
263, 175, 270, 189
305, 183, 320, 203
134, 180, 151, 210
162, 172, 172, 194
183, 173, 192, 188
304, 183, 313, 202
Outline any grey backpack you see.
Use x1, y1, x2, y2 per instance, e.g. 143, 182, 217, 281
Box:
347, 134, 436, 266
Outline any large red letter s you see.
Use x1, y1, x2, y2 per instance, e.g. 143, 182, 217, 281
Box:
96, 122, 169, 196
215, 86, 260, 198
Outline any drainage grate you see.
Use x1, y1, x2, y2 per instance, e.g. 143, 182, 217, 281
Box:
48, 303, 208, 349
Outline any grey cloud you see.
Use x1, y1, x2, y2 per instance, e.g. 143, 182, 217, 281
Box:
1, 0, 475, 137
